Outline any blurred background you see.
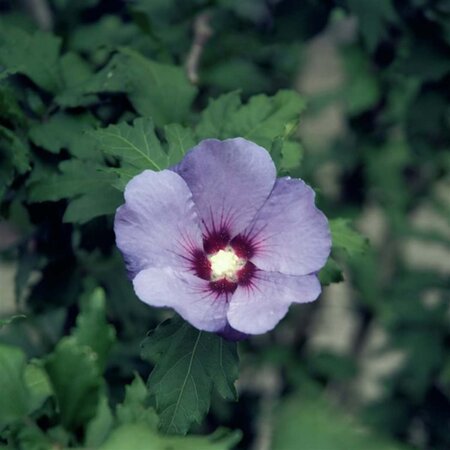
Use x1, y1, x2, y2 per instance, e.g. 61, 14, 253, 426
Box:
0, 1, 449, 449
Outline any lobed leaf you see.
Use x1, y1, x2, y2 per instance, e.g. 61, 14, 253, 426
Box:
223, 90, 306, 148
196, 91, 242, 140
29, 112, 101, 160
91, 117, 167, 171
118, 48, 197, 126
116, 374, 158, 428
196, 90, 305, 174
330, 218, 369, 257
0, 25, 62, 92
59, 48, 197, 126
141, 318, 239, 435
27, 160, 122, 224
197, 90, 305, 150
164, 123, 196, 166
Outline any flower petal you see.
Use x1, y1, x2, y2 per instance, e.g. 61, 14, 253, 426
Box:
133, 267, 228, 332
114, 170, 203, 278
244, 178, 331, 276
172, 138, 276, 238
227, 271, 321, 334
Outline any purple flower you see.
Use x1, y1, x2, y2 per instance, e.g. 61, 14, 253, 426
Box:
114, 138, 331, 338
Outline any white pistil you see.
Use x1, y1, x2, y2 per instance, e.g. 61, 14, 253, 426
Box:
208, 246, 245, 282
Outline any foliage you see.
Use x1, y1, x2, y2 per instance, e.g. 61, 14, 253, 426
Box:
0, 0, 449, 449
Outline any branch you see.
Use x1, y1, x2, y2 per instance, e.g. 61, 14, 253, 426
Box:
238, 366, 282, 450
185, 12, 213, 84
20, 0, 54, 31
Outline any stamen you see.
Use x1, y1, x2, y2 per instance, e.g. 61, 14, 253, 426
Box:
208, 246, 245, 282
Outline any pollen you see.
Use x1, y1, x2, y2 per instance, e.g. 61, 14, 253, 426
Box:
208, 246, 246, 281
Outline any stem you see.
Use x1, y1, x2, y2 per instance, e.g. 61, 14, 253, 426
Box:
20, 0, 54, 31
239, 366, 281, 450
185, 12, 213, 84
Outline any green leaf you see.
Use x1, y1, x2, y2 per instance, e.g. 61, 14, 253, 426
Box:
39, 288, 114, 431
69, 15, 140, 54
24, 361, 53, 413
91, 118, 167, 171
27, 160, 122, 224
0, 25, 62, 92
56, 52, 96, 107
319, 257, 344, 285
164, 123, 196, 166
29, 112, 101, 160
63, 190, 123, 224
64, 48, 197, 126
85, 394, 114, 448
223, 90, 305, 148
395, 38, 450, 82
141, 318, 239, 434
71, 287, 116, 371
196, 91, 241, 140
118, 48, 197, 126
280, 140, 303, 173
197, 90, 306, 150
0, 126, 31, 196
345, 0, 396, 51
341, 46, 381, 115
0, 85, 26, 126
44, 337, 102, 430
93, 120, 195, 183
12, 424, 53, 450
330, 219, 369, 257
0, 344, 30, 428
99, 424, 241, 450
28, 160, 108, 202
59, 51, 93, 89
116, 375, 158, 428
273, 389, 414, 450
270, 121, 304, 173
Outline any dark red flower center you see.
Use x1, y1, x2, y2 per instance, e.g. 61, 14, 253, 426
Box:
190, 227, 256, 296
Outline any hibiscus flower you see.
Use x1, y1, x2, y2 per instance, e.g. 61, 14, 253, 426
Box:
114, 138, 331, 339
